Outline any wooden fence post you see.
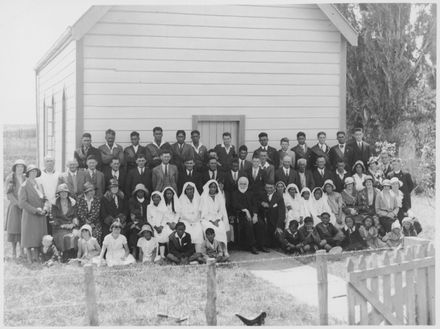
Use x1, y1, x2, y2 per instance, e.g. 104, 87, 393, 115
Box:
316, 250, 328, 325
84, 264, 99, 326
205, 259, 217, 326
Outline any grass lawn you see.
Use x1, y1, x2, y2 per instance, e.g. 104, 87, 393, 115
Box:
4, 259, 330, 326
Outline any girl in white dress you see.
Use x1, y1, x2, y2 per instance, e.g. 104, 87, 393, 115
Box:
300, 187, 314, 219
162, 186, 181, 230
311, 187, 336, 224
99, 221, 135, 267
283, 183, 304, 228
179, 182, 204, 252
147, 191, 171, 258
199, 179, 230, 257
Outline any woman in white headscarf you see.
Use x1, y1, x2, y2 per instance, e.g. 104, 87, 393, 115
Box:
299, 187, 314, 220
162, 186, 181, 230
147, 191, 170, 258
310, 187, 335, 224
179, 182, 203, 252
199, 179, 230, 256
283, 183, 304, 228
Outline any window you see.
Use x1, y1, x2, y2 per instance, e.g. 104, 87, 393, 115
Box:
45, 97, 55, 156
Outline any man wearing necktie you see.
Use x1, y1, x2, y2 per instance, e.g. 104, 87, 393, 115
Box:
310, 131, 331, 170
252, 132, 280, 168
275, 155, 296, 185
312, 156, 332, 188
202, 157, 225, 186
291, 131, 313, 170
329, 131, 352, 171
85, 155, 105, 197
58, 159, 87, 198
178, 158, 202, 194
224, 159, 241, 221
152, 150, 178, 192
104, 157, 127, 192
171, 130, 195, 171
237, 145, 252, 174
348, 128, 374, 169
126, 153, 152, 197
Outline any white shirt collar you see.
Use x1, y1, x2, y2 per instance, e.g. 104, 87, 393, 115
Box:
106, 143, 117, 152
132, 144, 139, 152
261, 162, 269, 169
175, 232, 186, 241
222, 143, 232, 152
152, 140, 166, 148
191, 142, 204, 152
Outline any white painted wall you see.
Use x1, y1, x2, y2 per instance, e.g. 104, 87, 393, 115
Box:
37, 40, 76, 171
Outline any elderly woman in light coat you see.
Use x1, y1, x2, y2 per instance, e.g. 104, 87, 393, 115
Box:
19, 165, 51, 263
375, 179, 399, 234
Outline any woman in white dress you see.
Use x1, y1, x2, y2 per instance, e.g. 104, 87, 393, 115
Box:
162, 186, 181, 230
199, 179, 230, 257
352, 160, 367, 192
147, 191, 172, 258
283, 183, 304, 228
179, 182, 204, 252
310, 187, 335, 224
99, 221, 135, 267
299, 187, 314, 219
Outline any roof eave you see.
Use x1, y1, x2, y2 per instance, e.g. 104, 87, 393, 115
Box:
318, 4, 359, 46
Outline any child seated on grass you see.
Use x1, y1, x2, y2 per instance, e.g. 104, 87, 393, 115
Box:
297, 217, 320, 253
315, 212, 344, 252
99, 221, 136, 267
382, 220, 403, 248
77, 224, 101, 265
167, 222, 204, 265
341, 217, 367, 251
279, 220, 303, 255
137, 224, 161, 264
401, 217, 418, 237
359, 216, 386, 249
39, 235, 60, 266
200, 228, 229, 263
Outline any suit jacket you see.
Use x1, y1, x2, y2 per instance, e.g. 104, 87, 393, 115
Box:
124, 145, 147, 172
58, 170, 87, 197
145, 142, 172, 169
104, 168, 127, 193
245, 167, 267, 195
191, 144, 209, 173
178, 169, 202, 195
223, 170, 240, 214
237, 158, 252, 173
277, 149, 296, 169
275, 167, 297, 186
312, 167, 333, 189
260, 163, 275, 184
257, 192, 285, 229
253, 146, 280, 168
168, 232, 195, 258
170, 142, 195, 170
74, 145, 102, 170
349, 141, 375, 169
331, 171, 350, 193
98, 144, 125, 171
125, 167, 152, 197
294, 170, 315, 191
85, 169, 105, 198
329, 144, 353, 171
310, 143, 331, 169
201, 169, 226, 187
386, 171, 414, 211
291, 144, 313, 169
100, 192, 127, 229
382, 163, 393, 178
152, 163, 178, 192
213, 144, 238, 172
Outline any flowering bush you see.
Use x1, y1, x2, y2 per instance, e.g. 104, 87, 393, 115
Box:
374, 141, 397, 156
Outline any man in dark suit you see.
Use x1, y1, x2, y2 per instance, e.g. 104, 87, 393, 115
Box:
124, 131, 147, 173
348, 128, 375, 169
332, 160, 350, 193
223, 159, 241, 217
171, 130, 195, 171
256, 183, 285, 250
312, 156, 333, 188
253, 132, 280, 168
125, 153, 152, 196
213, 132, 237, 173
294, 158, 315, 191
98, 129, 125, 174
145, 126, 172, 170
167, 222, 201, 264
275, 155, 296, 185
237, 145, 252, 174
329, 131, 352, 171
310, 131, 331, 170
201, 157, 225, 187
380, 151, 393, 178
58, 159, 87, 198
84, 155, 105, 198
190, 130, 209, 174
74, 132, 102, 170
387, 158, 414, 216
178, 158, 202, 195
291, 131, 313, 170
152, 150, 178, 192
104, 157, 127, 194
245, 156, 267, 196
259, 149, 275, 184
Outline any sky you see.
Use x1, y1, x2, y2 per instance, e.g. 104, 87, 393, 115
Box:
0, 1, 428, 125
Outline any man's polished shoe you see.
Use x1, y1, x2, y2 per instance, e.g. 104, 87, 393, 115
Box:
259, 247, 270, 253
250, 247, 259, 255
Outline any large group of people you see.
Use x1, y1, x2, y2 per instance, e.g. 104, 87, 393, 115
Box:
5, 126, 421, 266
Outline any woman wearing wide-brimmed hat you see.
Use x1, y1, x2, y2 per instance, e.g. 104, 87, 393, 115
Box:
127, 183, 150, 258
19, 164, 50, 263
340, 177, 362, 225
50, 183, 79, 261
77, 182, 102, 243
5, 159, 26, 258
322, 179, 344, 229
375, 179, 399, 234
101, 178, 127, 239
367, 156, 384, 188
356, 175, 380, 218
